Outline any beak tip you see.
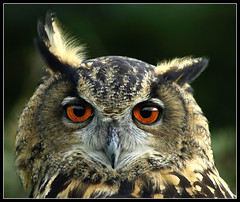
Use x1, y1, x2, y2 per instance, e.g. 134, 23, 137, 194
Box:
105, 126, 120, 169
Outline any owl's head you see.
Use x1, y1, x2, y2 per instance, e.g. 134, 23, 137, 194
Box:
16, 12, 211, 190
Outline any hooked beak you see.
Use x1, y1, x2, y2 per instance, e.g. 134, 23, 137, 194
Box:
105, 126, 120, 169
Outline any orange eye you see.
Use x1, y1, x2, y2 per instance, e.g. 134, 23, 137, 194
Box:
65, 103, 92, 122
133, 103, 162, 125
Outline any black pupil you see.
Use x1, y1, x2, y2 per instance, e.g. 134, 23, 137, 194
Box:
140, 107, 154, 118
73, 105, 86, 117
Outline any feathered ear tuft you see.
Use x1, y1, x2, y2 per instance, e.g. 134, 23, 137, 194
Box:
155, 57, 209, 84
36, 11, 86, 68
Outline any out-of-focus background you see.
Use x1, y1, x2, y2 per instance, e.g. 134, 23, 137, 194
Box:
4, 4, 236, 198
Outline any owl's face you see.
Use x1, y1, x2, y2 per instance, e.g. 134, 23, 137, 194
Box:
36, 55, 191, 170
34, 51, 211, 173
16, 12, 230, 198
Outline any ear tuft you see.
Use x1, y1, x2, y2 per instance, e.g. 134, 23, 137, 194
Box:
36, 11, 86, 68
155, 57, 209, 84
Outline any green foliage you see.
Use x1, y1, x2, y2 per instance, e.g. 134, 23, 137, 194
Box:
211, 127, 236, 193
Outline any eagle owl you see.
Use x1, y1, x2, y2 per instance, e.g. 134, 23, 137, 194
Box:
15, 12, 235, 198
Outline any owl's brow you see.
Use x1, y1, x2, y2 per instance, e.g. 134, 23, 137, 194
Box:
61, 96, 82, 106
148, 98, 165, 109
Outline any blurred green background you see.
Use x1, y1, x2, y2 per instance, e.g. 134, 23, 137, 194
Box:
4, 4, 236, 198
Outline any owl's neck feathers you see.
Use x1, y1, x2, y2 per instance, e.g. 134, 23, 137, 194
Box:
31, 154, 234, 198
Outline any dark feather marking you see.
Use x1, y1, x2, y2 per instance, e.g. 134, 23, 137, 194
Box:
213, 183, 225, 198
201, 169, 216, 189
178, 155, 185, 160
68, 187, 80, 198
82, 170, 102, 184
68, 183, 89, 198
170, 171, 191, 188
193, 181, 214, 198
163, 184, 180, 198
118, 180, 134, 196
180, 188, 192, 198
111, 180, 135, 198
39, 178, 50, 195
202, 168, 230, 197
29, 142, 43, 162
29, 189, 34, 198
141, 184, 153, 198
46, 173, 71, 198
180, 147, 187, 153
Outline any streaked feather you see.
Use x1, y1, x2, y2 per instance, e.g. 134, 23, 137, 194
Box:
38, 11, 86, 67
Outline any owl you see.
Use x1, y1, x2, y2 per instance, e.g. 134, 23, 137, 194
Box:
15, 12, 235, 198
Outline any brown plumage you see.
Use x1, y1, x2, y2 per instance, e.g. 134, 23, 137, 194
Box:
15, 12, 235, 198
